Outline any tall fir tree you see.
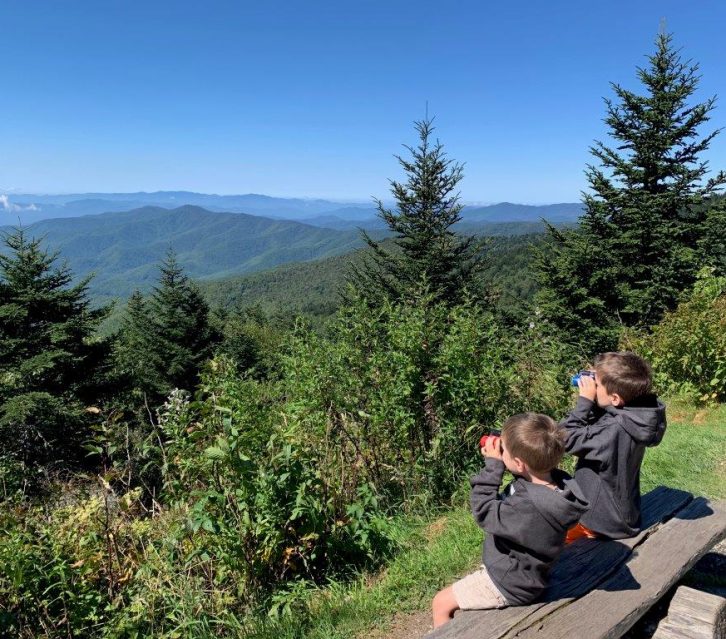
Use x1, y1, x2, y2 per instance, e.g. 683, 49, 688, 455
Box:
115, 290, 161, 398
0, 229, 111, 474
537, 33, 726, 355
116, 250, 217, 403
348, 117, 486, 307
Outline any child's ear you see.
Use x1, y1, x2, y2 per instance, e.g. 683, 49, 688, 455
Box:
611, 392, 625, 407
514, 457, 527, 474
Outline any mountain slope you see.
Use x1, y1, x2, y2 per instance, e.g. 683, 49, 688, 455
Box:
198, 233, 548, 322
8, 205, 369, 298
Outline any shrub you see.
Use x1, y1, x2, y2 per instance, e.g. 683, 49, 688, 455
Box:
282, 293, 573, 503
624, 269, 726, 402
158, 360, 398, 600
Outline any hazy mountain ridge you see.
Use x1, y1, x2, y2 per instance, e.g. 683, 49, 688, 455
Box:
3, 192, 374, 225
2, 191, 582, 227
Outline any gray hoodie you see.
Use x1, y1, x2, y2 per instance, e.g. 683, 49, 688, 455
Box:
470, 459, 589, 605
562, 394, 667, 539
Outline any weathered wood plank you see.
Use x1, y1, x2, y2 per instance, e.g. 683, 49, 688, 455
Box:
512, 497, 726, 639
651, 585, 726, 639
425, 487, 692, 639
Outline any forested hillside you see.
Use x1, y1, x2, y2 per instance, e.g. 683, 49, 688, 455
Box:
198, 233, 546, 324
4, 205, 373, 299
1, 205, 563, 307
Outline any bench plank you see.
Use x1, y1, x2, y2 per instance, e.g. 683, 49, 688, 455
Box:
512, 497, 726, 639
425, 487, 692, 639
652, 585, 726, 639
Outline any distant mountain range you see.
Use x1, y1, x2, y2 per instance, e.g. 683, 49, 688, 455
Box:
4, 205, 371, 299
2, 191, 582, 229
1, 192, 376, 226
0, 194, 582, 304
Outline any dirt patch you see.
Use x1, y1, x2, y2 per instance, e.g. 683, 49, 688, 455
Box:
692, 409, 709, 425
364, 567, 388, 589
666, 407, 691, 423
424, 516, 448, 542
368, 609, 432, 639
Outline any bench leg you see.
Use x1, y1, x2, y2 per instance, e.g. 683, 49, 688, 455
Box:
651, 585, 726, 639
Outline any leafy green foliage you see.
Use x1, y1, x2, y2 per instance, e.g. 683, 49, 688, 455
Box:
281, 291, 572, 503
625, 269, 726, 402
161, 369, 396, 590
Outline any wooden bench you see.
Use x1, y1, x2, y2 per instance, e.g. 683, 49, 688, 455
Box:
426, 487, 726, 639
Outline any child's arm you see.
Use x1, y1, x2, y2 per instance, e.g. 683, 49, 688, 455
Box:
561, 395, 595, 428
470, 461, 543, 545
562, 375, 597, 427
470, 457, 506, 528
561, 376, 603, 456
562, 399, 614, 457
470, 441, 534, 544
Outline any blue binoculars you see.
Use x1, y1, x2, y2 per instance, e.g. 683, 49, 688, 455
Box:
571, 370, 596, 387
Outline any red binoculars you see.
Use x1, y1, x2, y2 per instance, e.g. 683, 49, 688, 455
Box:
479, 429, 502, 452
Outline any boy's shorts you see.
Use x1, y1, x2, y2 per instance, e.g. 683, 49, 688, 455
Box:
565, 522, 599, 544
452, 565, 508, 610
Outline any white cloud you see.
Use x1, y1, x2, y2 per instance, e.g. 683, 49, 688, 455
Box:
0, 195, 39, 212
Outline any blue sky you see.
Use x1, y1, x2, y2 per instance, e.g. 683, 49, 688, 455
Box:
1, 1, 725, 202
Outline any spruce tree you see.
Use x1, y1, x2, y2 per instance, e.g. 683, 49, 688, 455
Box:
348, 118, 486, 306
0, 229, 111, 474
537, 33, 726, 354
117, 251, 217, 402
115, 290, 162, 398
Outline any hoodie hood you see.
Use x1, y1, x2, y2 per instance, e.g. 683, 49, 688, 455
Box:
529, 468, 590, 531
605, 394, 667, 445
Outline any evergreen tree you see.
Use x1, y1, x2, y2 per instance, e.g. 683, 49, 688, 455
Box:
699, 195, 726, 277
213, 305, 276, 377
115, 290, 161, 397
117, 251, 217, 402
348, 118, 486, 306
537, 33, 726, 355
0, 229, 111, 474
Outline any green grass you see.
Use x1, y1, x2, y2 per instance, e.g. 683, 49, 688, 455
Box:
640, 401, 726, 498
244, 399, 726, 639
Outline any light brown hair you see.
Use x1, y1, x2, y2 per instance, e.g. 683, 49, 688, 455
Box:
594, 351, 652, 403
502, 413, 566, 474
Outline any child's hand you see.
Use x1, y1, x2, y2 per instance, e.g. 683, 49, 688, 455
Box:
481, 436, 503, 460
578, 374, 597, 401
